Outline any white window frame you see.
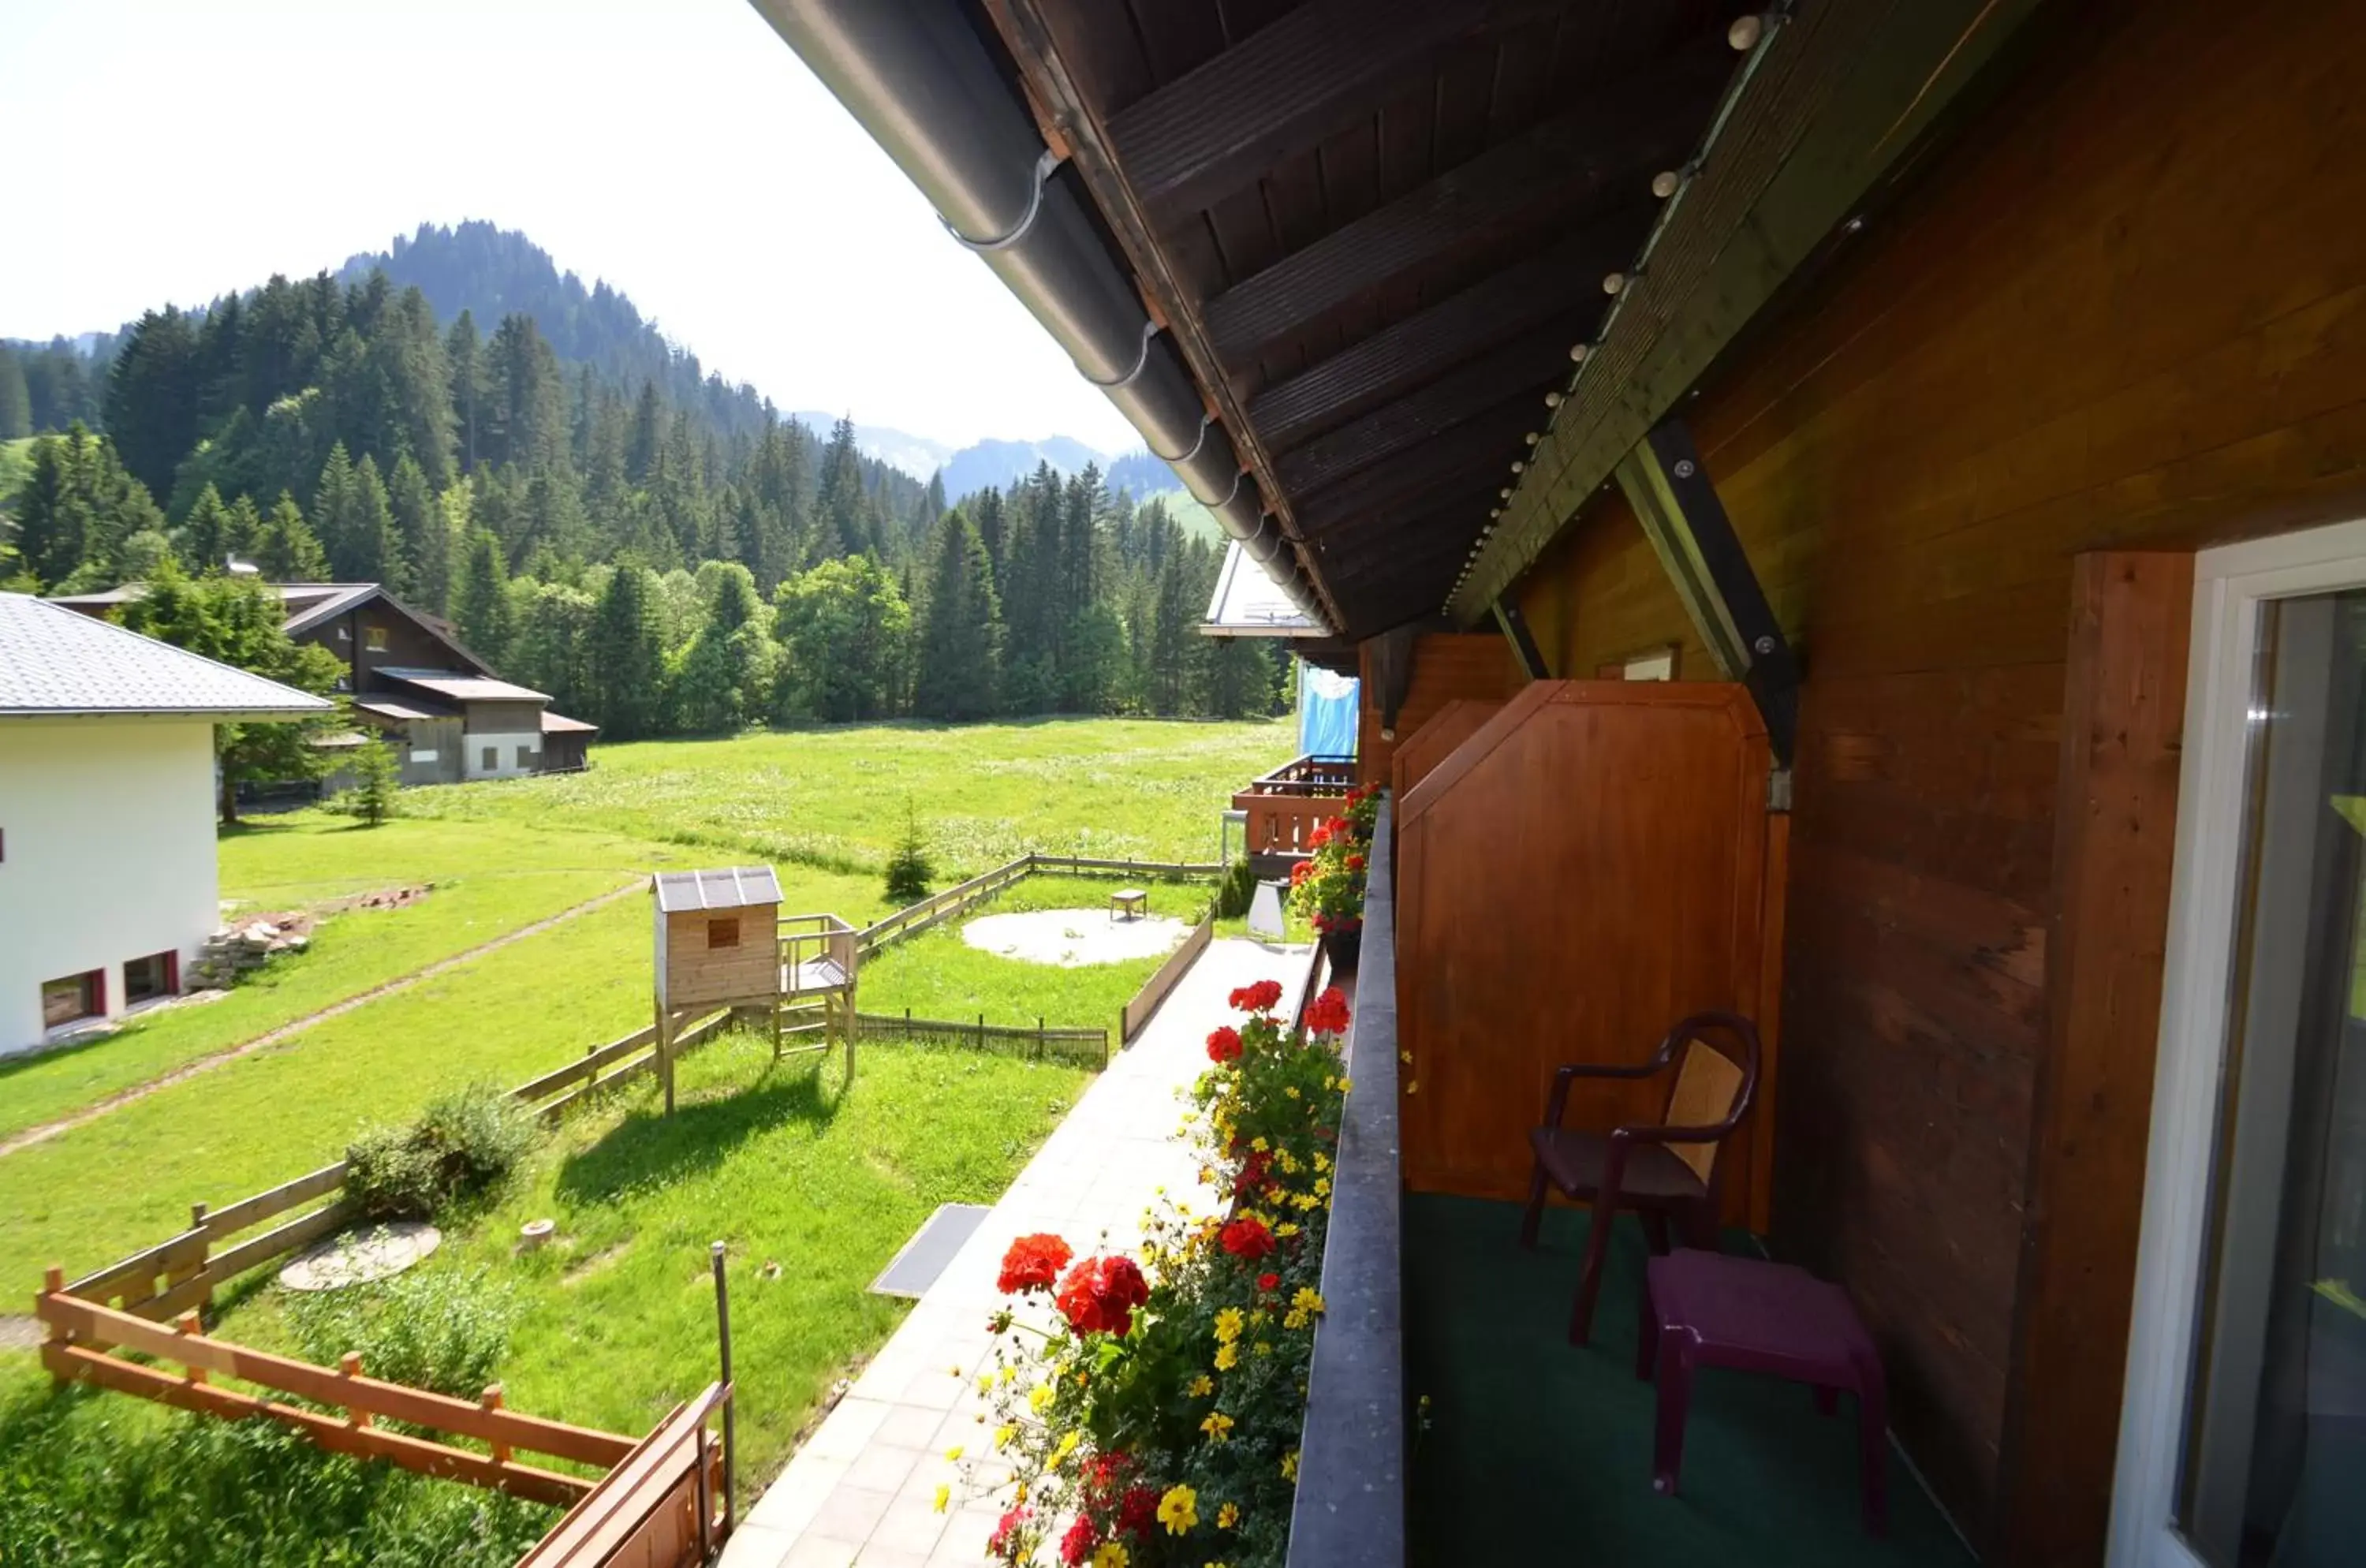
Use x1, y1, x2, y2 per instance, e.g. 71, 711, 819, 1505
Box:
2109, 515, 2366, 1567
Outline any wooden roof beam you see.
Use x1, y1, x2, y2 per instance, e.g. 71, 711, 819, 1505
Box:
1106, 0, 1573, 226
1276, 330, 1575, 497
1202, 39, 1735, 373
1250, 222, 1636, 453
1294, 394, 1543, 536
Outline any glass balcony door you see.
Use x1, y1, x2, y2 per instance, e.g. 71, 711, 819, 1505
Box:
2114, 523, 2366, 1568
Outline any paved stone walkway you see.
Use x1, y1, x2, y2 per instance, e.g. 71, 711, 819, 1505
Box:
722, 937, 1310, 1568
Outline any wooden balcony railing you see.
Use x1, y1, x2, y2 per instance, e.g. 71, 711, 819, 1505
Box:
1286, 796, 1403, 1568
1234, 753, 1355, 857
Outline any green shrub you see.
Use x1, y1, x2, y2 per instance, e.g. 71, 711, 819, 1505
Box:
883, 808, 935, 905
0, 1387, 553, 1566
345, 1083, 536, 1223
289, 1265, 519, 1398
1215, 858, 1257, 920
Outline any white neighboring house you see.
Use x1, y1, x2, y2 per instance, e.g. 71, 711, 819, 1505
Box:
0, 593, 334, 1058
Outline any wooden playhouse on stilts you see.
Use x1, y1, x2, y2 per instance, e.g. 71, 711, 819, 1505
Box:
650, 868, 858, 1112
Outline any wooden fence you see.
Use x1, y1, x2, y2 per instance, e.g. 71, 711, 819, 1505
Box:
518, 1384, 730, 1567
35, 1278, 641, 1509
854, 1009, 1108, 1066
1121, 917, 1215, 1043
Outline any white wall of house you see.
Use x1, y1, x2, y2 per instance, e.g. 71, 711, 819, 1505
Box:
462, 730, 542, 781
0, 719, 218, 1056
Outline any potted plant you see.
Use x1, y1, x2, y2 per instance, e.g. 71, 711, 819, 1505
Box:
1291, 784, 1378, 971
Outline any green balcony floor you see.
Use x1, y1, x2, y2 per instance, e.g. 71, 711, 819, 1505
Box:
1406, 1194, 1974, 1568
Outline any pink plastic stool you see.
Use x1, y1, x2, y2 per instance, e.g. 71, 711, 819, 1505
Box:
1638, 1249, 1889, 1536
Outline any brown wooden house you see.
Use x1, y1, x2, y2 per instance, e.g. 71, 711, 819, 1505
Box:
51, 581, 599, 783
756, 2, 2366, 1565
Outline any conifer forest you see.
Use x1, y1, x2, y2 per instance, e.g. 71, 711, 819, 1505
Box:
0, 223, 1289, 734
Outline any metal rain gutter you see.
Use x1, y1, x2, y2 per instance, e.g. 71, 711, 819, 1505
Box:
745, 0, 1330, 629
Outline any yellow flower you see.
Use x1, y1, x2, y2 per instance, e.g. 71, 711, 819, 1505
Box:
1092, 1545, 1129, 1568
1276, 1223, 1300, 1238
1200, 1409, 1234, 1442
1157, 1484, 1199, 1534
976, 1374, 995, 1394
1293, 1287, 1326, 1313
998, 1365, 1017, 1386
1284, 1085, 1301, 1099
1405, 1080, 1419, 1095
1337, 1078, 1353, 1093
1283, 1308, 1308, 1330
1215, 1341, 1240, 1371
1313, 1152, 1330, 1173
994, 1424, 1017, 1450
1253, 1340, 1273, 1357
1314, 1178, 1330, 1198
944, 1444, 965, 1462
1213, 1308, 1244, 1343
1189, 1374, 1214, 1396
1250, 1137, 1269, 1153
1217, 1502, 1239, 1529
933, 1484, 950, 1514
1052, 1429, 1080, 1468
1281, 1450, 1300, 1482
1029, 1383, 1054, 1413
1398, 1051, 1412, 1064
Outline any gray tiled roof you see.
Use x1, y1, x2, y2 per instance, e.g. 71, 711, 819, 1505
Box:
652, 866, 783, 913
0, 594, 336, 719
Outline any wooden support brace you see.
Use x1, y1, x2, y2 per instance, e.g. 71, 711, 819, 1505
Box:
341, 1351, 369, 1428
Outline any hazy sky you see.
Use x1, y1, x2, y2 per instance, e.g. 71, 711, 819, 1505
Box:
0, 0, 1142, 453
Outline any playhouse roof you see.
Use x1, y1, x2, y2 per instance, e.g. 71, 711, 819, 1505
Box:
652, 867, 782, 913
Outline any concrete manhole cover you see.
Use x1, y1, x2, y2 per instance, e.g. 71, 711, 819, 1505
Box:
962, 909, 1189, 967
278, 1220, 442, 1291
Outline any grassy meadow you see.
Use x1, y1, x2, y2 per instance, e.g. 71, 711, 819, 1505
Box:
0, 716, 1288, 1544
394, 718, 1291, 875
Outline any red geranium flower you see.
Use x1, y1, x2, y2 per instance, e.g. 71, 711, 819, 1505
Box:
1055, 1255, 1151, 1337
1258, 1271, 1280, 1293
1118, 1485, 1159, 1539
1059, 1516, 1097, 1566
1346, 852, 1365, 872
997, 1233, 1073, 1295
1304, 985, 1351, 1037
1233, 1150, 1271, 1197
1221, 1215, 1276, 1260
989, 1506, 1031, 1557
1308, 822, 1332, 849
1289, 858, 1312, 887
1205, 1025, 1242, 1064
1230, 978, 1286, 1014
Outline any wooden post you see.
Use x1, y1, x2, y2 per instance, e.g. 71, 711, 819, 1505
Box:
189, 1201, 214, 1308
481, 1384, 509, 1465
177, 1312, 207, 1386
659, 1009, 677, 1117
711, 1241, 736, 1526
341, 1351, 370, 1428
40, 1265, 65, 1372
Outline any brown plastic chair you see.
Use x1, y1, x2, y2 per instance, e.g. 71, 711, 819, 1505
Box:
1518, 1011, 1763, 1345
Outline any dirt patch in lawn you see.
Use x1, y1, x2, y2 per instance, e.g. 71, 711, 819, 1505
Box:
961, 908, 1190, 967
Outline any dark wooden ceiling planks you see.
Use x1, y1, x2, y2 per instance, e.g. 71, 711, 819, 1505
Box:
989, 0, 1755, 639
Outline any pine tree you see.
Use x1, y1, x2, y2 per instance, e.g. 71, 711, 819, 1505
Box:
222, 495, 264, 566
883, 806, 934, 904
257, 491, 330, 580
625, 380, 663, 483
312, 442, 356, 573
103, 306, 203, 498
912, 507, 1002, 721
453, 528, 514, 662
589, 564, 666, 741
349, 736, 402, 826
812, 415, 870, 560
0, 343, 30, 439
180, 483, 234, 573
387, 454, 441, 601
446, 309, 483, 474
345, 453, 399, 584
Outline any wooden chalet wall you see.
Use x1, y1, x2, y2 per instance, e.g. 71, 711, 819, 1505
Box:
1397, 681, 1779, 1231
1356, 633, 1520, 787
659, 906, 779, 1013
1387, 699, 1502, 802
1510, 0, 2366, 1549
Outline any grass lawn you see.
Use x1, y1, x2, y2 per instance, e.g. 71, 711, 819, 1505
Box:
394, 718, 1296, 875
859, 874, 1207, 1032
215, 1030, 1086, 1487
0, 817, 708, 1143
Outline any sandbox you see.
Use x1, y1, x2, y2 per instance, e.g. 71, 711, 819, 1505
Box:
961, 908, 1191, 966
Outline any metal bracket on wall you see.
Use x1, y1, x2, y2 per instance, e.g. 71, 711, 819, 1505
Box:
1366, 623, 1424, 739
1491, 597, 1550, 681
1614, 419, 1801, 765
